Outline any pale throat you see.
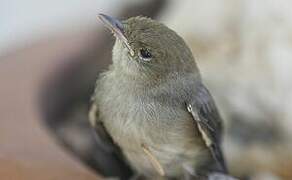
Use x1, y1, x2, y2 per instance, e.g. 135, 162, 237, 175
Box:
112, 40, 141, 75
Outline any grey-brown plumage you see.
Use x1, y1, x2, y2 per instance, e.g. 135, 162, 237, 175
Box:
90, 14, 228, 179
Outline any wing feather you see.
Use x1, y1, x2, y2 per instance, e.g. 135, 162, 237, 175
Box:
88, 103, 133, 179
187, 84, 227, 173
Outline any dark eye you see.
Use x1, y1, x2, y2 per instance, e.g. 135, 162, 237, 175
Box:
139, 48, 152, 61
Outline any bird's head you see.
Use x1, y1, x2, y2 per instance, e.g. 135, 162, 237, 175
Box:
98, 14, 198, 78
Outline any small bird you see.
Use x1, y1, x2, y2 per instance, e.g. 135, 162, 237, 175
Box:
89, 14, 228, 180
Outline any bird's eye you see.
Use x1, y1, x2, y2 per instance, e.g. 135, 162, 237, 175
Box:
138, 48, 152, 61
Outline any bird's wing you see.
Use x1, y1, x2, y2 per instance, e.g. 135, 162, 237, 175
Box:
89, 104, 117, 152
186, 84, 227, 173
88, 103, 133, 179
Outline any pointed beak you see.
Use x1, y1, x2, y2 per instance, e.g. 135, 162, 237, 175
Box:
98, 14, 134, 56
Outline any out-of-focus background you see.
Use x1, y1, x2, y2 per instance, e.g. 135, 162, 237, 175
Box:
1, 0, 292, 179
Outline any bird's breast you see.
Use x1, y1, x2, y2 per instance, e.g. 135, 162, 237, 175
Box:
97, 76, 204, 176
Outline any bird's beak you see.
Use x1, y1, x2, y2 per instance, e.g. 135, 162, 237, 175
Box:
98, 13, 134, 56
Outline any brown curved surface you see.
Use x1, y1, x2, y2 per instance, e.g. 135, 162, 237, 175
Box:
0, 30, 101, 180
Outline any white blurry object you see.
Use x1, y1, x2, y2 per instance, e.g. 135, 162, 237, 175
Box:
0, 0, 129, 55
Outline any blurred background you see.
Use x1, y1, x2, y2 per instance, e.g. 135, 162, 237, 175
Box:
1, 0, 292, 179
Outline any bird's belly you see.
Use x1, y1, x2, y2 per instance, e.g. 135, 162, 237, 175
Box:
102, 110, 204, 177
122, 140, 203, 178
99, 87, 205, 177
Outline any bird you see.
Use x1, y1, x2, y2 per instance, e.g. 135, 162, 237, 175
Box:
89, 14, 228, 180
